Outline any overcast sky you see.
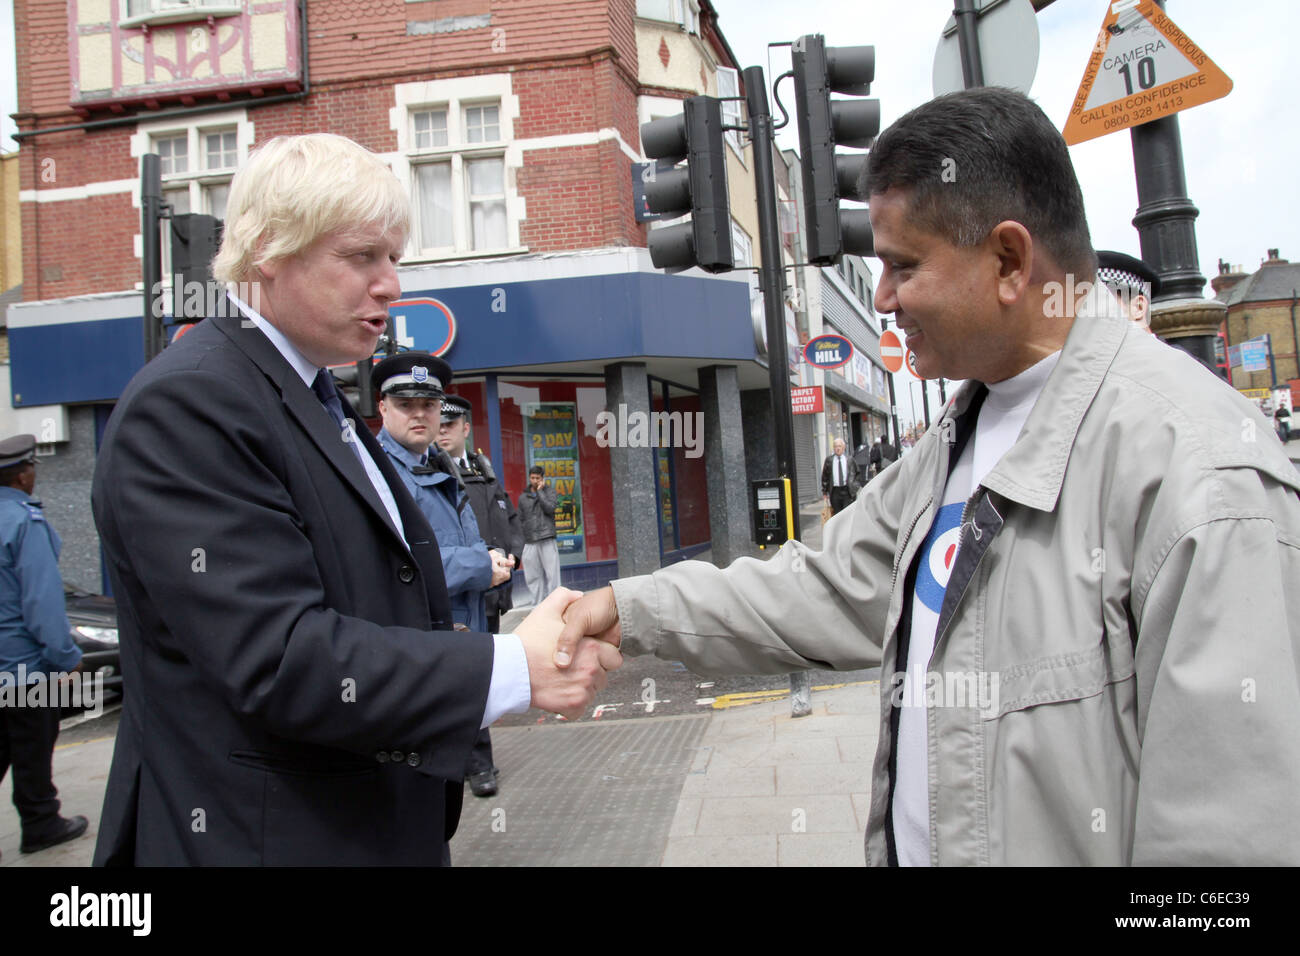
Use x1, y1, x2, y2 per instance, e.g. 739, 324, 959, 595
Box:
709, 0, 1297, 425
3, 2, 1294, 426
711, 0, 1296, 278
6, 2, 1288, 270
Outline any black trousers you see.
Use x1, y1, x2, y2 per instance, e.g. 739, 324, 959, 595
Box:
829, 486, 853, 515
0, 696, 63, 837
466, 611, 499, 776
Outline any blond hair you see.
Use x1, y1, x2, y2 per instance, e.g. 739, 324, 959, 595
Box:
212, 133, 409, 285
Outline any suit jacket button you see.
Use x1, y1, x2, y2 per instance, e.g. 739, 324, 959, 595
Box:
398, 565, 416, 583
375, 751, 390, 763
390, 750, 405, 763
406, 753, 421, 768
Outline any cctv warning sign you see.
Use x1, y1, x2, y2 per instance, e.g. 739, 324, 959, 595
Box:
1062, 0, 1231, 146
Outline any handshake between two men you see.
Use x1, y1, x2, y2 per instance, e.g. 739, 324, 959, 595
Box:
514, 586, 623, 720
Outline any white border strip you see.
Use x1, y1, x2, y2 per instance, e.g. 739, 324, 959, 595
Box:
8, 291, 147, 328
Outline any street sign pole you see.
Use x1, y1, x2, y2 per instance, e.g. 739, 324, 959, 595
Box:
954, 0, 986, 87
878, 316, 899, 447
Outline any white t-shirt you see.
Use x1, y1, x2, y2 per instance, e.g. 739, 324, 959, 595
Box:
892, 350, 1061, 866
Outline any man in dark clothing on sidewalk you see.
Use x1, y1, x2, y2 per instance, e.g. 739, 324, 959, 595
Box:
867, 434, 898, 478
821, 438, 862, 515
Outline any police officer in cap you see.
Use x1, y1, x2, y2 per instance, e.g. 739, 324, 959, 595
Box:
436, 394, 524, 797
0, 434, 89, 858
373, 354, 513, 797
1096, 250, 1162, 332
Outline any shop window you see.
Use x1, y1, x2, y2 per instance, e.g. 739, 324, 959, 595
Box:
499, 381, 617, 565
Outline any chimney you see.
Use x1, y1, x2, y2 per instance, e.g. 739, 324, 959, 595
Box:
1210, 258, 1249, 297
1263, 248, 1288, 265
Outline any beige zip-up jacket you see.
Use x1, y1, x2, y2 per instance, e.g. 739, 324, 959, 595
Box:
611, 292, 1300, 865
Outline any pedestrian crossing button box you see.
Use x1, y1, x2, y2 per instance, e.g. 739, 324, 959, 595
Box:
752, 477, 792, 548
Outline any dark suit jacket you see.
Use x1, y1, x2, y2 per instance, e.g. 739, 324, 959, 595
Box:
91, 313, 494, 866
820, 453, 863, 497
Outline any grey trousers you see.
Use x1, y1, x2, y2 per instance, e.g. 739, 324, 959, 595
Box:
522, 537, 561, 605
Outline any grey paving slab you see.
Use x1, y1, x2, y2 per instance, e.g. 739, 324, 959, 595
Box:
836, 735, 878, 763
778, 832, 867, 867
693, 794, 858, 836
772, 714, 877, 738
668, 798, 702, 838
680, 764, 775, 797
776, 761, 875, 796
825, 684, 882, 715
703, 735, 842, 768
452, 713, 708, 866
850, 792, 872, 831
700, 716, 776, 742
662, 834, 777, 867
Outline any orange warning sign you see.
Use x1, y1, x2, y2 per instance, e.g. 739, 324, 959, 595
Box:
1062, 0, 1232, 147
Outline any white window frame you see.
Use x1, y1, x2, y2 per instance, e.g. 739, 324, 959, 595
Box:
715, 66, 744, 160
730, 219, 752, 269
130, 109, 253, 283
635, 0, 701, 34
119, 0, 243, 30
390, 76, 525, 261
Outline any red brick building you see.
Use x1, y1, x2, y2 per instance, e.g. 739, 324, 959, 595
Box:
7, 0, 777, 592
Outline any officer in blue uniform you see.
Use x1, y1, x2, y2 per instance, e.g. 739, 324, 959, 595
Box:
373, 354, 514, 797
0, 434, 88, 858
373, 353, 514, 632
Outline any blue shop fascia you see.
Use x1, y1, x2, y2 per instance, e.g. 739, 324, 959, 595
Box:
8, 249, 778, 595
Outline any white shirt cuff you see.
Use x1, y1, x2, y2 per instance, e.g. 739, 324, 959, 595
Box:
482, 633, 531, 729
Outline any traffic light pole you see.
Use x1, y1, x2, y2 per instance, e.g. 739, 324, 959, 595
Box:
140, 154, 165, 363
744, 65, 802, 542
745, 65, 816, 717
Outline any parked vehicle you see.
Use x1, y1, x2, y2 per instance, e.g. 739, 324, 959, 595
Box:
64, 585, 122, 706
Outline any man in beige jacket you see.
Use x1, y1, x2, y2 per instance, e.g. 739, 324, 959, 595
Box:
558, 88, 1300, 865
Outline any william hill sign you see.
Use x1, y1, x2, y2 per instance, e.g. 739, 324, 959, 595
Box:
804, 333, 853, 370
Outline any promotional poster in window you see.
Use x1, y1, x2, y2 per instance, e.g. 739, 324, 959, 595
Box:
523, 402, 584, 557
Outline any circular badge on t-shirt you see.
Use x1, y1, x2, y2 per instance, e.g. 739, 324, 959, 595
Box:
915, 501, 965, 614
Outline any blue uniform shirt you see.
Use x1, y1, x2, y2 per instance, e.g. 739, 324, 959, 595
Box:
377, 428, 492, 632
0, 485, 81, 681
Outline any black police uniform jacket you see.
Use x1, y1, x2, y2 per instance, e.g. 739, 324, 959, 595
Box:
91, 312, 493, 866
457, 453, 524, 618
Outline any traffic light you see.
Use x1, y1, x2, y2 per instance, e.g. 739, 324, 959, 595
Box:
791, 34, 878, 264
170, 213, 223, 322
640, 96, 734, 273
